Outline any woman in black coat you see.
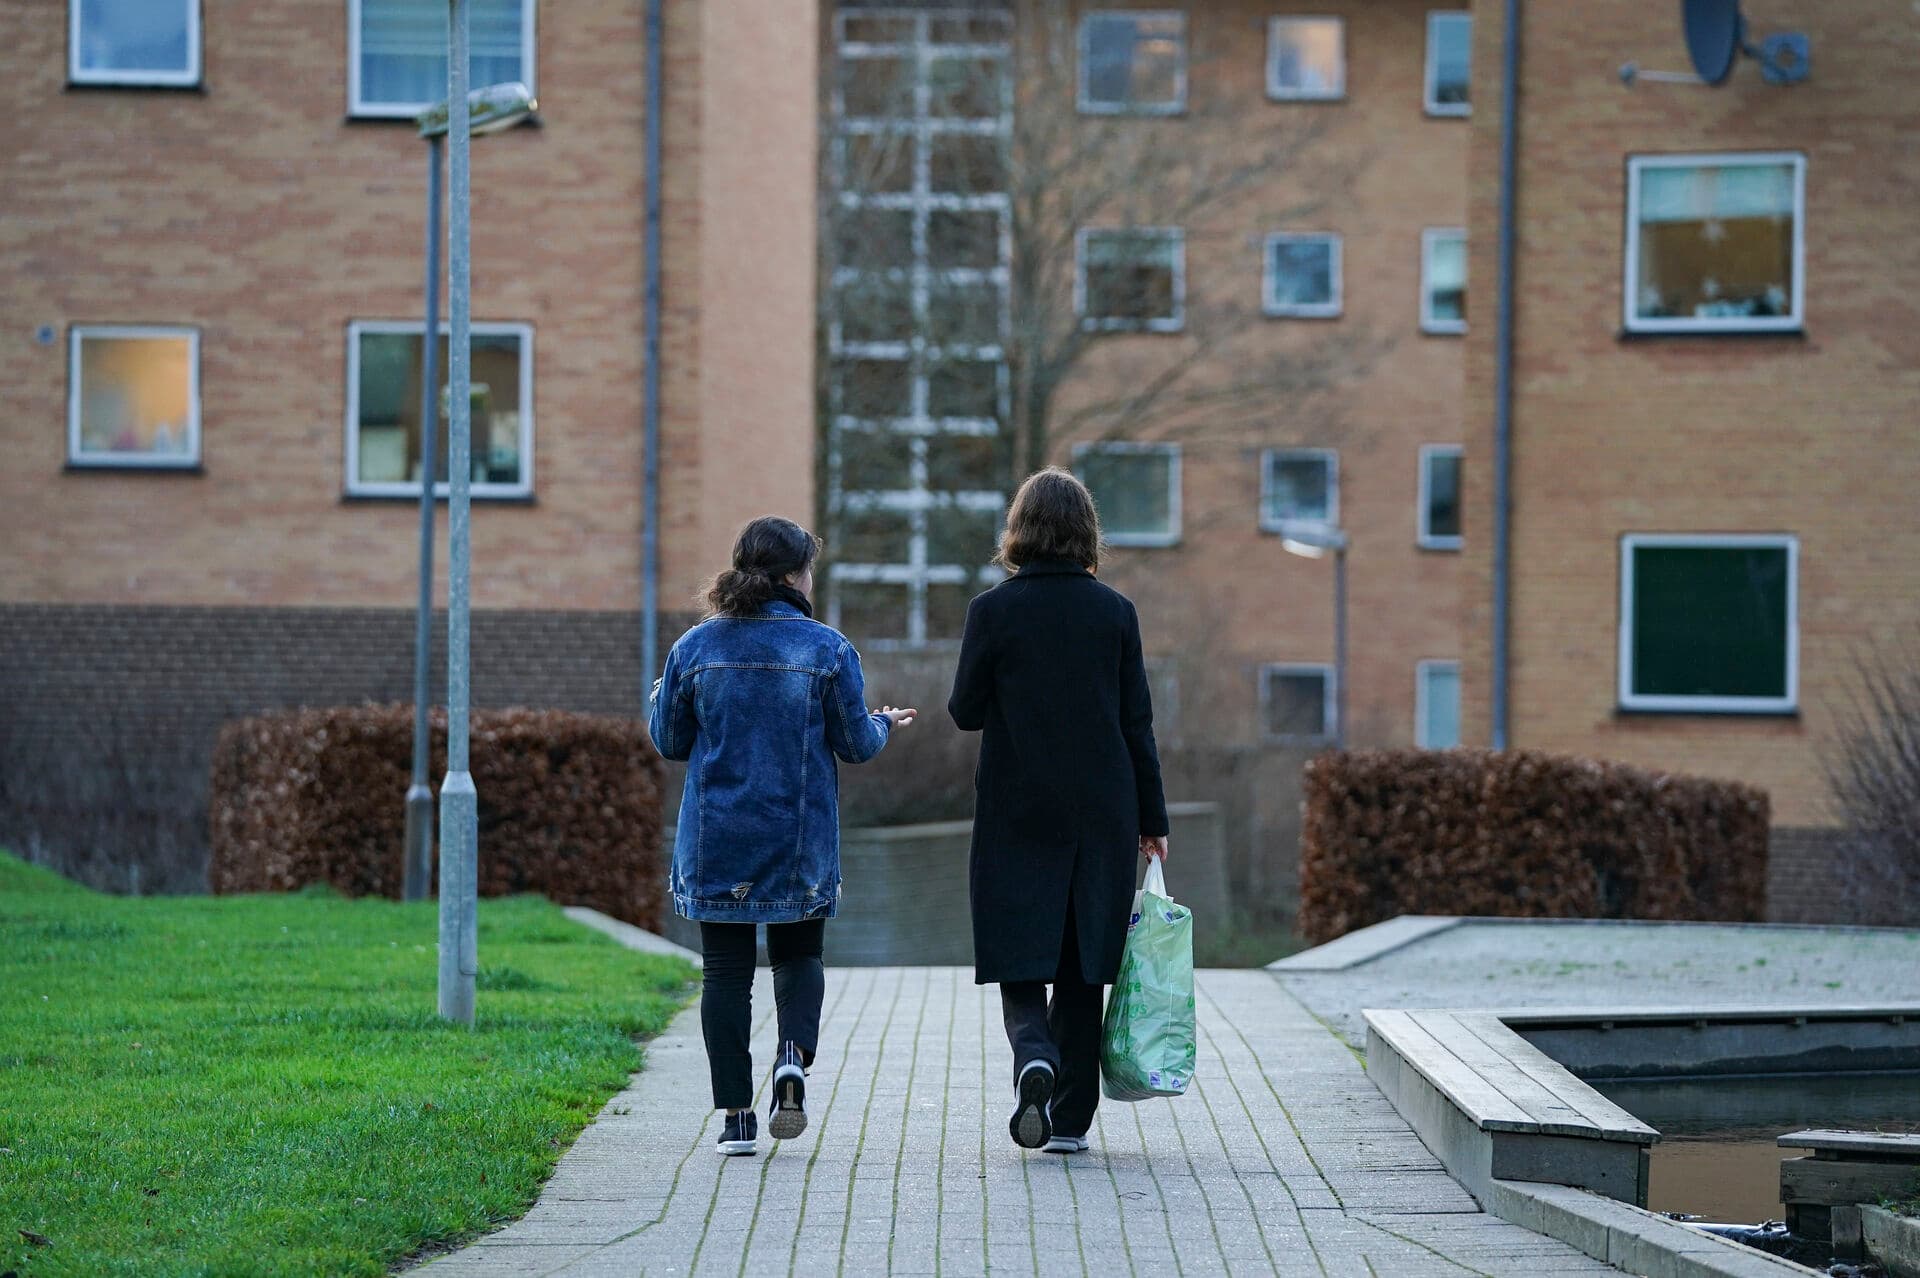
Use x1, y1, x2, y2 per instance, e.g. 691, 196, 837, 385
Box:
948, 466, 1169, 1154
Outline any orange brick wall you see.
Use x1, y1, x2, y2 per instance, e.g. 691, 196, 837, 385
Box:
0, 0, 818, 617
1048, 0, 1468, 749
1458, 1, 1920, 824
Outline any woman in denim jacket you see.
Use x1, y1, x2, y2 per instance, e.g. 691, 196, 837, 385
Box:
650, 516, 915, 1156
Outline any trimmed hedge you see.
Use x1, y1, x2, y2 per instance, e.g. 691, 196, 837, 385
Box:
1297, 748, 1769, 944
209, 706, 665, 929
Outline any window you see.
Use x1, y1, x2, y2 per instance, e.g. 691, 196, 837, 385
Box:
345, 321, 533, 498
1267, 17, 1344, 100
1077, 228, 1185, 332
1619, 534, 1798, 714
1424, 11, 1471, 116
1263, 233, 1342, 318
1262, 664, 1335, 744
350, 0, 535, 118
68, 326, 201, 468
1074, 442, 1180, 547
1416, 660, 1461, 748
1261, 449, 1337, 531
1421, 228, 1467, 334
69, 0, 200, 87
826, 9, 1013, 645
1625, 153, 1805, 334
1418, 444, 1462, 549
1078, 11, 1186, 115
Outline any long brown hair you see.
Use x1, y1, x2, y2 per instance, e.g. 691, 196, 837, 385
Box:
704, 516, 822, 617
994, 467, 1102, 572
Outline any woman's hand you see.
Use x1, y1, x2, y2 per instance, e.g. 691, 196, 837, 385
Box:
1140, 835, 1168, 861
877, 705, 918, 728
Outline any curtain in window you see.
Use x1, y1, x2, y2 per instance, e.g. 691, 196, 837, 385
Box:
1637, 164, 1795, 223
77, 0, 191, 74
360, 0, 526, 109
1421, 666, 1461, 748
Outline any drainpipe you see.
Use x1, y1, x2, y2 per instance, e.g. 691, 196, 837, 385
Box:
1490, 0, 1520, 751
641, 0, 664, 698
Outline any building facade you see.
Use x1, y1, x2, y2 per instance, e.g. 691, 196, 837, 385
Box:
5, 0, 1905, 921
1457, 1, 1920, 916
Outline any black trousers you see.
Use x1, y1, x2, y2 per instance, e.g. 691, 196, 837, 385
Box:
699, 919, 825, 1110
1000, 898, 1105, 1138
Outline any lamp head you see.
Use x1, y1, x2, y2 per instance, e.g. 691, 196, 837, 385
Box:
1278, 520, 1348, 559
418, 82, 538, 139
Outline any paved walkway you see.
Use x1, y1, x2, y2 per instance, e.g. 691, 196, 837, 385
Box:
424, 967, 1616, 1276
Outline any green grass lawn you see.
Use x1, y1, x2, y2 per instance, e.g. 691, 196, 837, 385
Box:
0, 852, 695, 1277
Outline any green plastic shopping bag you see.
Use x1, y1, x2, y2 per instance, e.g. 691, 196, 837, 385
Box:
1099, 857, 1196, 1102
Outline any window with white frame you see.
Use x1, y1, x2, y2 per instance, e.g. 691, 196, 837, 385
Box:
1619, 534, 1798, 714
70, 0, 200, 86
1416, 660, 1461, 748
1075, 442, 1181, 546
1625, 153, 1805, 333
1078, 11, 1186, 115
1424, 11, 1471, 115
1078, 228, 1185, 331
346, 321, 533, 498
1262, 663, 1335, 743
1421, 227, 1467, 333
350, 0, 534, 118
1261, 449, 1337, 531
1263, 233, 1342, 318
827, 9, 1013, 645
1418, 444, 1462, 549
1267, 17, 1344, 100
68, 326, 201, 468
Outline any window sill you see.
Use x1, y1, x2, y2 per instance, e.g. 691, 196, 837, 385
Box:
65, 461, 204, 475
341, 491, 538, 506
1616, 326, 1807, 343
1266, 90, 1347, 104
344, 112, 543, 131
66, 80, 206, 94
1263, 308, 1343, 321
1613, 703, 1800, 720
1417, 539, 1463, 553
1421, 326, 1468, 338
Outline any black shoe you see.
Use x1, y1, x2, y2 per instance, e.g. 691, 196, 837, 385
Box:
716, 1109, 757, 1157
768, 1041, 808, 1140
1010, 1059, 1055, 1150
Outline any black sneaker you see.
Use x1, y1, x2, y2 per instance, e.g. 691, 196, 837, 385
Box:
715, 1109, 757, 1157
1010, 1059, 1055, 1150
768, 1041, 808, 1140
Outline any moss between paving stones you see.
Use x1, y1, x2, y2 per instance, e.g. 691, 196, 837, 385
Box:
0, 851, 694, 1277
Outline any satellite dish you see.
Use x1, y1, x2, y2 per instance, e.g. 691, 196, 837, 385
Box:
1682, 0, 1742, 85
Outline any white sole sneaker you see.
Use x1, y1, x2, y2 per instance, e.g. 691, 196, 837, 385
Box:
1010, 1061, 1055, 1150
715, 1139, 757, 1157
1043, 1135, 1089, 1154
768, 1060, 808, 1140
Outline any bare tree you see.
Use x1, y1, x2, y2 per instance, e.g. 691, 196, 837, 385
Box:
1822, 650, 1920, 925
819, 1, 1383, 642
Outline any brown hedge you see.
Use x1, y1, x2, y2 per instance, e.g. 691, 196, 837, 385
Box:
209, 706, 665, 930
1297, 748, 1769, 944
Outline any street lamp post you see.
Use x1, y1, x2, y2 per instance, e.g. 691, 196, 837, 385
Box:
403, 75, 536, 913
1280, 521, 1350, 749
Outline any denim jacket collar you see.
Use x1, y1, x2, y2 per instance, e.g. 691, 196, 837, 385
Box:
1014, 558, 1092, 579
760, 598, 810, 619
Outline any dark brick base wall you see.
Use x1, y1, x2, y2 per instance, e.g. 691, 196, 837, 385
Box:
1767, 824, 1917, 926
0, 603, 673, 894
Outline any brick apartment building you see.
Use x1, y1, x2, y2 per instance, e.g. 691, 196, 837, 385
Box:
2, 0, 1909, 921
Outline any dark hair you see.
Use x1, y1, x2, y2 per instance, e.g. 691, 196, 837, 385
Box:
994, 467, 1102, 572
705, 516, 822, 617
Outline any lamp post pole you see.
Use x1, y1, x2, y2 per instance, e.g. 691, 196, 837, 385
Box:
403, 135, 444, 904
1333, 544, 1348, 750
437, 0, 478, 1025
1279, 520, 1351, 750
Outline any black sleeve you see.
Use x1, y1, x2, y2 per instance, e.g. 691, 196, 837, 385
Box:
1120, 600, 1170, 838
947, 593, 993, 732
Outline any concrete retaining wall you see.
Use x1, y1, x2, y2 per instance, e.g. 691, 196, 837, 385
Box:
661, 801, 1226, 967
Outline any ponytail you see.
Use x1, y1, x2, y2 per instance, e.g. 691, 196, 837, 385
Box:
704, 516, 822, 618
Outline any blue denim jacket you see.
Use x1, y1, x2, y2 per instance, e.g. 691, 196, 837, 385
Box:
648, 600, 891, 922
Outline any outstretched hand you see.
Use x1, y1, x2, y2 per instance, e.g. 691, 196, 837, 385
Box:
876, 705, 918, 728
1140, 835, 1169, 861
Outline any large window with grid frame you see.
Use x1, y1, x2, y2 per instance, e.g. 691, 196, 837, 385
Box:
827, 9, 1012, 645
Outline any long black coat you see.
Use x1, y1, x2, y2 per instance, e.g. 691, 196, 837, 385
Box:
948, 560, 1170, 985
